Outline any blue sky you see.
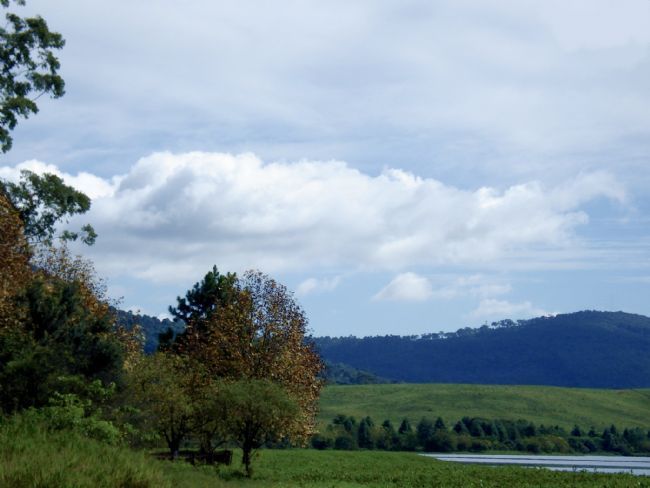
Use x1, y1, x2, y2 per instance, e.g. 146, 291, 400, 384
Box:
1, 0, 649, 336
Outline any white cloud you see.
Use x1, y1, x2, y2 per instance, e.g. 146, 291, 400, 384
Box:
0, 160, 118, 200
1, 152, 625, 284
373, 273, 433, 302
296, 276, 341, 297
469, 298, 549, 320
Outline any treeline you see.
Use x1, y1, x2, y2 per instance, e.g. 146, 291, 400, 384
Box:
314, 311, 650, 387
312, 415, 650, 455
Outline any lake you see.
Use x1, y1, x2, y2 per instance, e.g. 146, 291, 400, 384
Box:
424, 453, 650, 476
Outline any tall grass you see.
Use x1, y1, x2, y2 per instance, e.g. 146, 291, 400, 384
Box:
0, 415, 168, 487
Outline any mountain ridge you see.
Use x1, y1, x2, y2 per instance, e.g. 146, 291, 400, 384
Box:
313, 311, 650, 388
117, 309, 650, 388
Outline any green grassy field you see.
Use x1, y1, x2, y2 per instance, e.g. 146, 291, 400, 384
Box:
160, 450, 649, 487
318, 384, 650, 430
2, 419, 648, 487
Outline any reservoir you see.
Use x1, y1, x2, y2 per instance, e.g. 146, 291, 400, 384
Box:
424, 454, 650, 476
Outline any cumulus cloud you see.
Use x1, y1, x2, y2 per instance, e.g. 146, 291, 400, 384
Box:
469, 298, 549, 320
373, 273, 433, 302
0, 160, 117, 200
0, 152, 625, 284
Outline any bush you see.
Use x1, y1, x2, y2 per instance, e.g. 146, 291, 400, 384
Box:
334, 435, 356, 450
311, 433, 334, 450
22, 392, 122, 444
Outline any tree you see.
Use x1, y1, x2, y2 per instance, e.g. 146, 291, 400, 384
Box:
398, 418, 412, 435
126, 353, 195, 458
0, 0, 65, 152
0, 170, 96, 246
416, 417, 434, 447
357, 416, 374, 449
168, 265, 237, 325
176, 269, 323, 442
0, 248, 125, 413
0, 191, 30, 330
215, 379, 298, 477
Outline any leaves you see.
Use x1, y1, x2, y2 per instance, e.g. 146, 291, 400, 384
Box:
180, 269, 324, 442
0, 1, 64, 151
0, 170, 95, 246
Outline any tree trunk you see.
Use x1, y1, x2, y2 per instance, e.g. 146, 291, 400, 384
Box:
168, 435, 182, 460
242, 443, 253, 477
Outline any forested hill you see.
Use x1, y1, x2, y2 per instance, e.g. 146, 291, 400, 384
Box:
112, 308, 184, 353
313, 311, 650, 388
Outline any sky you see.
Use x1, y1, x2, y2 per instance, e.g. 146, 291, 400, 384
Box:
1, 0, 649, 337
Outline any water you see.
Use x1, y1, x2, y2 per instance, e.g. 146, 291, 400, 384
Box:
423, 453, 650, 476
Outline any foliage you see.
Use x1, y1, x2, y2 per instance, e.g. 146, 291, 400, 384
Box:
125, 353, 195, 456
176, 269, 323, 442
169, 265, 237, 326
0, 0, 65, 152
0, 413, 168, 487
113, 307, 183, 354
0, 170, 96, 246
316, 413, 650, 455
323, 361, 392, 385
22, 389, 121, 444
214, 379, 299, 477
0, 246, 125, 413
0, 191, 29, 330
314, 311, 650, 387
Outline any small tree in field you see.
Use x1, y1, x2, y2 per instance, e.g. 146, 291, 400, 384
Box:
126, 353, 195, 458
215, 379, 298, 477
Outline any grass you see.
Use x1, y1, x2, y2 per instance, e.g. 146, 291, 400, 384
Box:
1, 420, 648, 487
160, 449, 649, 487
0, 416, 168, 487
318, 383, 650, 430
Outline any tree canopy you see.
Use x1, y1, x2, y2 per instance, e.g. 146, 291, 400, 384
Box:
0, 0, 65, 152
176, 269, 323, 442
0, 170, 97, 246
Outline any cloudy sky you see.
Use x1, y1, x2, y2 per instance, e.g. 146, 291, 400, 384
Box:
2, 0, 649, 336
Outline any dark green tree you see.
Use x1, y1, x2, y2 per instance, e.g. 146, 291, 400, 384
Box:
398, 418, 412, 434
168, 266, 237, 326
0, 274, 123, 413
453, 420, 469, 435
357, 416, 374, 449
416, 417, 434, 447
571, 425, 583, 437
0, 0, 65, 152
377, 419, 398, 450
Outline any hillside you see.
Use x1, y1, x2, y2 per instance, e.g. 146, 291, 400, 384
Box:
318, 383, 650, 430
314, 311, 650, 388
112, 308, 184, 353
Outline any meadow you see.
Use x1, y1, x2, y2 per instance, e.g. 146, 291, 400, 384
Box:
318, 383, 650, 430
2, 425, 648, 488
